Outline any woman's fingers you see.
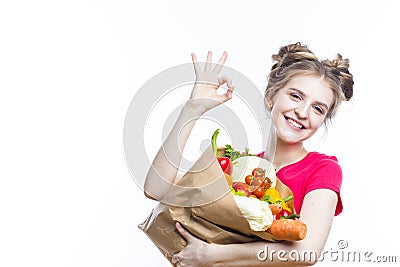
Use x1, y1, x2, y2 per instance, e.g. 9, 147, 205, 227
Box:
193, 51, 227, 75
204, 51, 213, 72
217, 75, 234, 102
218, 85, 234, 103
173, 222, 210, 266
175, 222, 195, 242
191, 53, 200, 76
212, 51, 228, 74
171, 254, 180, 264
217, 75, 232, 88
189, 51, 234, 109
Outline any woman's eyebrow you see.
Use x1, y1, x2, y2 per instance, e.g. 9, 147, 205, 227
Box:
289, 88, 329, 110
315, 100, 329, 110
288, 88, 305, 97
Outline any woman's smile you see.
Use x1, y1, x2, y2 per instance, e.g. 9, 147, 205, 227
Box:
284, 116, 305, 130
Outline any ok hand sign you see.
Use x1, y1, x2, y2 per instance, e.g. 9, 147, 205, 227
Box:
189, 51, 234, 113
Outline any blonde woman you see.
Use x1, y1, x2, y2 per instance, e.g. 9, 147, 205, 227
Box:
145, 43, 354, 266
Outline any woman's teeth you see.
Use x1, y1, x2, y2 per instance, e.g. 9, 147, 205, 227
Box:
287, 118, 303, 129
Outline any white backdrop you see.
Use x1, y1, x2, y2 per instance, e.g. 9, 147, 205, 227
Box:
1, 0, 399, 266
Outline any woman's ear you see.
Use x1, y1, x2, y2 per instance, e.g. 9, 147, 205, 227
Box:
265, 99, 273, 109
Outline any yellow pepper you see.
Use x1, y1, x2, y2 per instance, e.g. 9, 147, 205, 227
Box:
280, 201, 292, 213
264, 188, 281, 202
264, 188, 293, 213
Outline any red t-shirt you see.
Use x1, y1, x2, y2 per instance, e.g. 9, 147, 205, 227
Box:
276, 152, 343, 216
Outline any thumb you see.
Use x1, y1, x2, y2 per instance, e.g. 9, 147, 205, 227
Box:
218, 85, 234, 103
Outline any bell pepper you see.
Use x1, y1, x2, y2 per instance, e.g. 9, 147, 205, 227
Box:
217, 157, 232, 175
273, 195, 297, 219
274, 208, 300, 220
211, 129, 232, 175
264, 188, 281, 202
274, 208, 292, 220
275, 195, 293, 213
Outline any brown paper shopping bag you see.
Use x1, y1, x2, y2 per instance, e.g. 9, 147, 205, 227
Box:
139, 145, 296, 264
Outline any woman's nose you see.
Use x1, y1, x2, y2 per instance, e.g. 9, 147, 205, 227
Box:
294, 104, 309, 119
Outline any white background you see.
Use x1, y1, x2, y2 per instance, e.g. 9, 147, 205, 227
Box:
1, 0, 399, 266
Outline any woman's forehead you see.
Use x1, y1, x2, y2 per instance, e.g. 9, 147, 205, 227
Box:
283, 75, 334, 103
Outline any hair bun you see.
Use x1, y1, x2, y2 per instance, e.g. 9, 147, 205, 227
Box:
271, 42, 318, 70
322, 54, 354, 101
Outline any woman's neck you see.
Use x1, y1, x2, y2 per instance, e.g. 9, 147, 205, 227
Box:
273, 138, 308, 171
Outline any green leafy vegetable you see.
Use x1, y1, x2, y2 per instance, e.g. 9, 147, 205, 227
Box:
224, 144, 255, 161
230, 187, 246, 197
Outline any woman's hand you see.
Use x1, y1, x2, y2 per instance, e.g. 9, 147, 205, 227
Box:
188, 51, 234, 113
172, 222, 216, 267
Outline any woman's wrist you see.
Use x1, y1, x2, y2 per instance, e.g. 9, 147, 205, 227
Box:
203, 243, 223, 267
205, 243, 240, 267
182, 100, 207, 117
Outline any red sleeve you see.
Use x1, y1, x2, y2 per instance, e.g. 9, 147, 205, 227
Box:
305, 158, 343, 216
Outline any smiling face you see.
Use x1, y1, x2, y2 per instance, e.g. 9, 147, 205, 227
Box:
269, 74, 334, 144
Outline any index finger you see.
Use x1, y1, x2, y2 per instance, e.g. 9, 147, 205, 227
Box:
212, 51, 228, 74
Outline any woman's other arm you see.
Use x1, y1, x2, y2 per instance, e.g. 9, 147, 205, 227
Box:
173, 188, 338, 266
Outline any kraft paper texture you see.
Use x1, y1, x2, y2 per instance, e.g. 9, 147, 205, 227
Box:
138, 146, 295, 264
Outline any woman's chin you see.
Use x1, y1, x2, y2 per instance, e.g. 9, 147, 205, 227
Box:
276, 128, 313, 145
277, 133, 306, 145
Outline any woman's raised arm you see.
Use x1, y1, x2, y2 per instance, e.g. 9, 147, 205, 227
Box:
143, 51, 234, 200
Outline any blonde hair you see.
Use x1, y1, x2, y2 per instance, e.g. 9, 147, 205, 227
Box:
264, 42, 354, 122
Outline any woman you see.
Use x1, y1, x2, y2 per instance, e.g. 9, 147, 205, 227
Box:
144, 42, 354, 266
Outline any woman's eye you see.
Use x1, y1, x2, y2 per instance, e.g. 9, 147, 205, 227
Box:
290, 93, 302, 100
313, 106, 324, 114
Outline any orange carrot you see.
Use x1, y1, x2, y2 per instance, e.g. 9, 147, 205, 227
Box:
224, 173, 233, 187
267, 219, 307, 241
268, 203, 282, 215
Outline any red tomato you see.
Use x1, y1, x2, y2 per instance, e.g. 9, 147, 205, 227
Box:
253, 187, 265, 199
245, 175, 253, 185
262, 177, 272, 190
252, 167, 265, 178
263, 183, 271, 190
252, 176, 264, 188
